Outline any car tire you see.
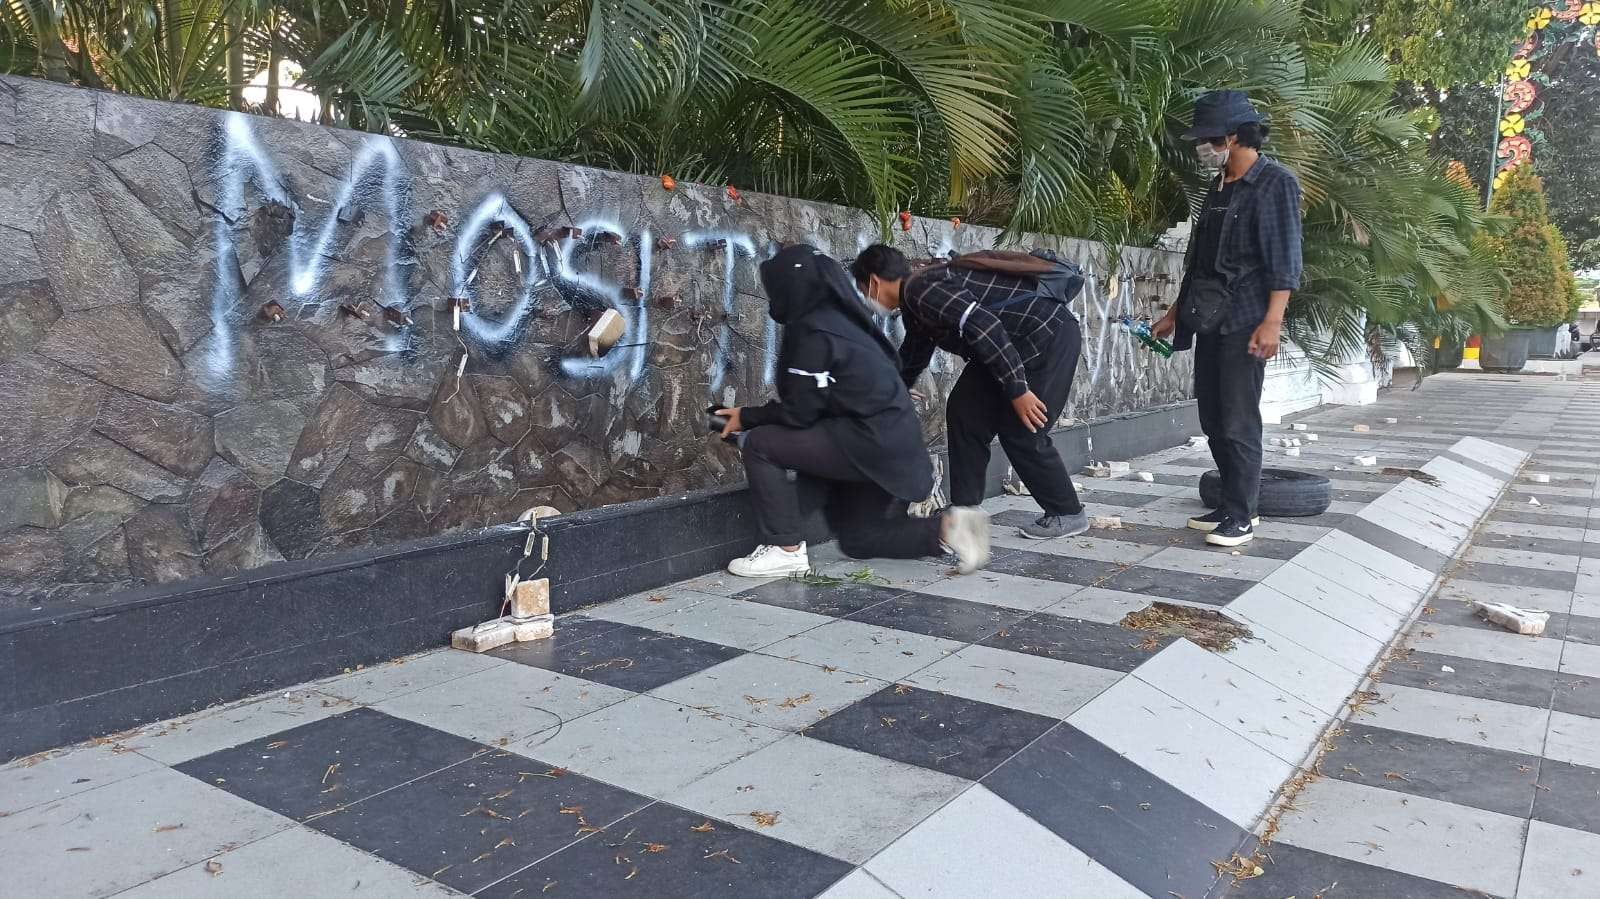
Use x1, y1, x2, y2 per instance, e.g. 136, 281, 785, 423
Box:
1199, 467, 1333, 517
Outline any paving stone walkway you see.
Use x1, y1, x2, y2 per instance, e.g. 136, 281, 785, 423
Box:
0, 373, 1586, 898
1227, 374, 1600, 899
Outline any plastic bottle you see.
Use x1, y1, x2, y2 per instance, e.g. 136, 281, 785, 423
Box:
1118, 316, 1174, 358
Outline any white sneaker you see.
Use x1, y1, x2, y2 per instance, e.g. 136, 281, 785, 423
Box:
727, 543, 810, 578
942, 507, 991, 575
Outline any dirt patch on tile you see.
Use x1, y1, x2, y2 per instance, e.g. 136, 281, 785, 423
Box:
1119, 602, 1253, 653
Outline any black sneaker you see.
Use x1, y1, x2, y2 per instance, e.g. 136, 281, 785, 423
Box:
1205, 517, 1255, 547
1020, 510, 1089, 539
1187, 510, 1261, 532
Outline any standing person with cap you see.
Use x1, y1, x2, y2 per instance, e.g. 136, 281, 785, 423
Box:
1153, 90, 1303, 547
716, 243, 991, 579
849, 245, 1087, 540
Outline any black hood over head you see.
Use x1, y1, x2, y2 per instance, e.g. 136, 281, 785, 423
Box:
758, 243, 879, 332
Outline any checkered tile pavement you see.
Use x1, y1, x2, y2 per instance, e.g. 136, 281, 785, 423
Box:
1226, 375, 1600, 899
2, 373, 1582, 899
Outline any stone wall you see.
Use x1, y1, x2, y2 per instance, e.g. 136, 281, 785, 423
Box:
0, 75, 1190, 606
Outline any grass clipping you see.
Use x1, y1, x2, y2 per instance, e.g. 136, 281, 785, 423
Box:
1119, 602, 1252, 653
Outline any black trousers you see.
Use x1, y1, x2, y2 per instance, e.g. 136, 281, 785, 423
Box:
1194, 330, 1266, 522
946, 316, 1084, 516
741, 425, 943, 559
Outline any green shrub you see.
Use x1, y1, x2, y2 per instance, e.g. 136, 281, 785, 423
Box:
1486, 167, 1580, 327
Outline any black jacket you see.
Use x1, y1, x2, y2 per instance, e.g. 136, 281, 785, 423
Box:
740, 245, 935, 502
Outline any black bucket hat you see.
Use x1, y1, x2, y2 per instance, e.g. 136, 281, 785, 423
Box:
1181, 90, 1263, 141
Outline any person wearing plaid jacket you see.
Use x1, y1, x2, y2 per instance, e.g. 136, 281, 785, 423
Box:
1154, 90, 1304, 548
850, 245, 1088, 540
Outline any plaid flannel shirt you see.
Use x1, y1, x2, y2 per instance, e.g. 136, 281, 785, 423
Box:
1175, 155, 1304, 347
899, 265, 1066, 399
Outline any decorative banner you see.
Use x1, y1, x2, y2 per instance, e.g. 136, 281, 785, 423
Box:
1495, 2, 1600, 190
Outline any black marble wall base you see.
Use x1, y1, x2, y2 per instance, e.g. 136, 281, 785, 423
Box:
0, 403, 1199, 763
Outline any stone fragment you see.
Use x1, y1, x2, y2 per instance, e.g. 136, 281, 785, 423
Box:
1383, 417, 1398, 424
1529, 473, 1551, 484
0, 466, 67, 532
95, 391, 214, 478
513, 615, 554, 642
189, 459, 260, 550
123, 507, 204, 584
0, 80, 14, 146
259, 479, 327, 560
428, 372, 486, 448
63, 485, 145, 521
104, 143, 200, 240
38, 305, 183, 402
1285, 447, 1301, 457
1352, 424, 1370, 432
1291, 423, 1308, 431
1306, 434, 1319, 441
1089, 515, 1123, 529
511, 578, 551, 618
36, 189, 140, 311
0, 279, 62, 363
0, 529, 69, 585
452, 619, 517, 653
1354, 455, 1377, 466
204, 524, 281, 575
0, 354, 104, 468
587, 309, 626, 357
49, 432, 187, 503
214, 399, 306, 486
404, 416, 460, 472
1136, 471, 1154, 482
469, 375, 533, 446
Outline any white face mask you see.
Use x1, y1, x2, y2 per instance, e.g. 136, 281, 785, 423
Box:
862, 281, 896, 317
1196, 142, 1230, 169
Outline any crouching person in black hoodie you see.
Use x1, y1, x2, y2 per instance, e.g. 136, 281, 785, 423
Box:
716, 244, 991, 579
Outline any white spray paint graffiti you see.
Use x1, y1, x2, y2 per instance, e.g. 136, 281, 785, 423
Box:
207, 112, 410, 379
450, 194, 542, 345
682, 230, 762, 400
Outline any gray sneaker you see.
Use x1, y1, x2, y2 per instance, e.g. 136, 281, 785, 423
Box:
1020, 510, 1089, 539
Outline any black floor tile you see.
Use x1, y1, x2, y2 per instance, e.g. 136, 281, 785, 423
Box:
1553, 671, 1600, 719
802, 684, 1055, 780
984, 723, 1250, 899
1272, 510, 1349, 529
1453, 559, 1577, 592
1473, 530, 1590, 559
1325, 722, 1540, 819
478, 800, 853, 899
1553, 610, 1600, 647
1080, 490, 1161, 508
1490, 509, 1591, 530
735, 580, 906, 619
1383, 649, 1558, 710
1338, 517, 1449, 573
844, 592, 1028, 644
994, 514, 1309, 560
1222, 535, 1310, 560
1446, 452, 1519, 482
1095, 564, 1254, 606
1333, 488, 1387, 504
986, 549, 1126, 587
176, 707, 485, 820
494, 618, 742, 692
1425, 602, 1600, 649
981, 612, 1171, 672
1533, 759, 1600, 837
1222, 841, 1474, 899
313, 750, 652, 893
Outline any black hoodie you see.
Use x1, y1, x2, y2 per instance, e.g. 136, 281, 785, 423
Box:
739, 245, 935, 502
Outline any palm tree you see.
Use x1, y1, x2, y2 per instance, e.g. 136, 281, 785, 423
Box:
1, 0, 1505, 374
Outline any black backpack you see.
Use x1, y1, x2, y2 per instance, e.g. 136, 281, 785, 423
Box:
940, 248, 1085, 314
